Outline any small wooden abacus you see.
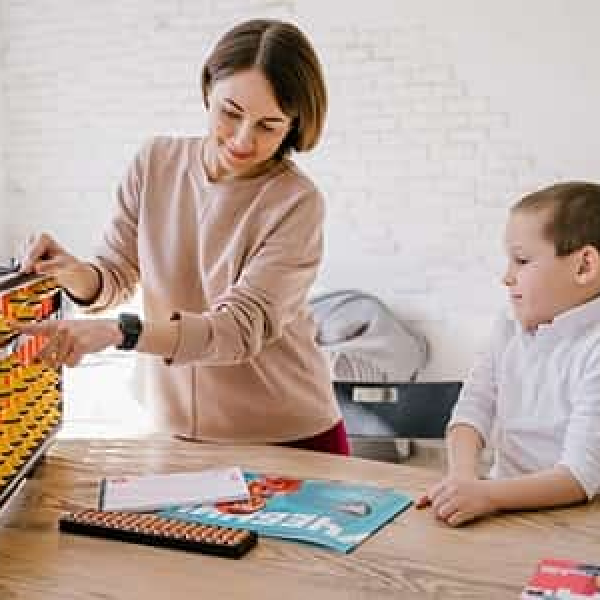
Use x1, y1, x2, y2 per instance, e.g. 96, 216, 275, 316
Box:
58, 509, 258, 558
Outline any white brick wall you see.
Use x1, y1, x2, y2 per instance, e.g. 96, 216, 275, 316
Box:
2, 0, 599, 379
0, 5, 7, 259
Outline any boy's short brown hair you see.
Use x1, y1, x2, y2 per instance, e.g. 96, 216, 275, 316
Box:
512, 182, 600, 256
201, 19, 327, 159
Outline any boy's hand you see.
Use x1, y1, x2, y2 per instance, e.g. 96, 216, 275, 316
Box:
418, 475, 498, 526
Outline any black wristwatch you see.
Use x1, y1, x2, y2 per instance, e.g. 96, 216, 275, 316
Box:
116, 313, 143, 350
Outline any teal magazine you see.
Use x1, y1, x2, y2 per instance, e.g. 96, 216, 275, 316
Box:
158, 472, 412, 553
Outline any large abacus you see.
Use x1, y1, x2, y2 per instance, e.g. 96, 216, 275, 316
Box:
0, 269, 62, 510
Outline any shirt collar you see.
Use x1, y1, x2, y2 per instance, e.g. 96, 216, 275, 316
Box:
515, 294, 600, 342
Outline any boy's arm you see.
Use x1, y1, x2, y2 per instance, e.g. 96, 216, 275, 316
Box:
557, 344, 600, 502
446, 424, 484, 479
417, 321, 504, 510
486, 466, 587, 511
418, 424, 484, 510
443, 318, 509, 475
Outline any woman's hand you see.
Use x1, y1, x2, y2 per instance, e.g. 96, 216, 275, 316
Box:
19, 233, 100, 301
14, 318, 123, 368
418, 475, 498, 526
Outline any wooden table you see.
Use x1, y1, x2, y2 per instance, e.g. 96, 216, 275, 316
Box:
1, 438, 599, 599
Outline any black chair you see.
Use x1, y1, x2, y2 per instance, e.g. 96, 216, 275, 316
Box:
334, 381, 462, 463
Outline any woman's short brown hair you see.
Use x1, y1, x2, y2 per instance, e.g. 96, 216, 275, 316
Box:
201, 19, 327, 159
512, 181, 600, 256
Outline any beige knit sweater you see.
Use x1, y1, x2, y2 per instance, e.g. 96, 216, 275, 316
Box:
88, 136, 341, 442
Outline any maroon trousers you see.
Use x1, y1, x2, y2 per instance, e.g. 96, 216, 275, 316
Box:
278, 420, 350, 456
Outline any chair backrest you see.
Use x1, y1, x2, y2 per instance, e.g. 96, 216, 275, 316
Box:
334, 380, 462, 439
309, 290, 429, 383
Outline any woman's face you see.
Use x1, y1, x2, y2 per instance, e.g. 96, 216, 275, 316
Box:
204, 68, 292, 181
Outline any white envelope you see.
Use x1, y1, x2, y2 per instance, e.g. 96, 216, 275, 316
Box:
98, 466, 249, 512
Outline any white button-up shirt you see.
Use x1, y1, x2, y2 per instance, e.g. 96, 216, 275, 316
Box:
449, 295, 600, 499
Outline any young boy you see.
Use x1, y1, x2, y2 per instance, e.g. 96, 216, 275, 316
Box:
420, 181, 600, 526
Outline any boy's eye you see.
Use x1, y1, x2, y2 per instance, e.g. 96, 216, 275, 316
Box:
515, 257, 529, 265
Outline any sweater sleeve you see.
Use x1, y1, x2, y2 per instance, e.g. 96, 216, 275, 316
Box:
447, 317, 506, 445
558, 343, 600, 500
83, 139, 153, 313
169, 183, 324, 366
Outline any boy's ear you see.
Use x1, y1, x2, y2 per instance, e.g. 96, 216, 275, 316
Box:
574, 245, 600, 284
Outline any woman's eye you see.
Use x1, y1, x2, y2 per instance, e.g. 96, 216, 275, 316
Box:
258, 122, 276, 133
515, 257, 529, 265
221, 108, 240, 120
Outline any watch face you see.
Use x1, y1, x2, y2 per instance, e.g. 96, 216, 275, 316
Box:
118, 313, 142, 350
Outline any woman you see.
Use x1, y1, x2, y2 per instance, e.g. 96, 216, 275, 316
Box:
18, 19, 349, 455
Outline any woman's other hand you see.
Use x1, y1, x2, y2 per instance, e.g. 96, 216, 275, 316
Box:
20, 233, 101, 302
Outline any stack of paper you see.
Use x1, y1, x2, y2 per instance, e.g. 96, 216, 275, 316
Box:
98, 466, 249, 512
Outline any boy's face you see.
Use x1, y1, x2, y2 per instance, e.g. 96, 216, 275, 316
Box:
503, 209, 584, 331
